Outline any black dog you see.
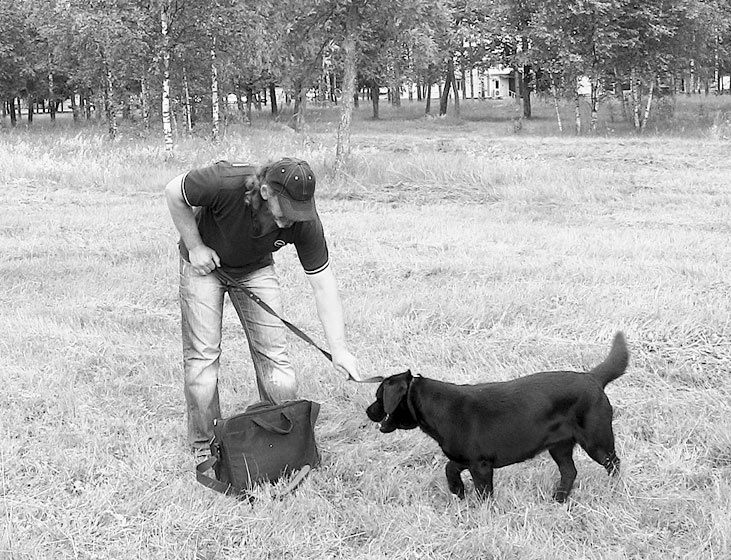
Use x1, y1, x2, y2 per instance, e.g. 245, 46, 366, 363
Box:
366, 332, 629, 502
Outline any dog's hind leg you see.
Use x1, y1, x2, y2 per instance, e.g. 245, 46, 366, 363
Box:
469, 460, 494, 499
548, 441, 577, 502
445, 460, 467, 499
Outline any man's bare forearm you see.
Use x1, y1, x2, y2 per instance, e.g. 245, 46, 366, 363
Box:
165, 173, 204, 250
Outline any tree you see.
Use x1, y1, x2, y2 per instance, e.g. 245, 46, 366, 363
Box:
264, 0, 333, 132
0, 0, 29, 126
332, 1, 364, 177
531, 0, 625, 133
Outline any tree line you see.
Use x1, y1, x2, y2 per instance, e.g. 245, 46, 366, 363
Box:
1, 0, 729, 152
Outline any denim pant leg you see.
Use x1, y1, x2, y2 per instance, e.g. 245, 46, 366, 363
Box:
179, 259, 226, 449
226, 266, 298, 404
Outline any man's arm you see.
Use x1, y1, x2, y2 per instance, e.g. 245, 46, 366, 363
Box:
165, 173, 220, 275
306, 266, 362, 381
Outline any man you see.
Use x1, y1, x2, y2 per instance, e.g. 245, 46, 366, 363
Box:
165, 157, 361, 454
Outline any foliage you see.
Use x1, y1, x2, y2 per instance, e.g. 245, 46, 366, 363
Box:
1, 0, 731, 132
0, 0, 32, 99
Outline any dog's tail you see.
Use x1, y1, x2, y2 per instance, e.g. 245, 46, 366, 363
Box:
588, 331, 629, 387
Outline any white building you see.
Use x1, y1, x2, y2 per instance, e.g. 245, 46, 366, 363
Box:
460, 67, 514, 99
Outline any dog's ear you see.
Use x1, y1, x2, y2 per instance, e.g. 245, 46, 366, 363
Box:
382, 372, 412, 415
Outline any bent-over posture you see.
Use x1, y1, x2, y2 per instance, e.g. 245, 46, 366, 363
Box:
165, 158, 360, 453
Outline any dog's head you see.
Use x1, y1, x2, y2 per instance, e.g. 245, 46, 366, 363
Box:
366, 370, 419, 433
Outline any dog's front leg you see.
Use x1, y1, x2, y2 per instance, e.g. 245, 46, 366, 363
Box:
445, 460, 467, 499
470, 461, 494, 499
548, 441, 577, 502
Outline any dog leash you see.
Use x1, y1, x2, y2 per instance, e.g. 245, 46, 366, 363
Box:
214, 268, 383, 384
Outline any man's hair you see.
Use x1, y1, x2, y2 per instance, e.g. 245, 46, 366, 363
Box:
243, 165, 267, 206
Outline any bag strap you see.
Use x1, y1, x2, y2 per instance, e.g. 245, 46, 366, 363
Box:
196, 456, 312, 501
214, 268, 385, 383
196, 456, 236, 496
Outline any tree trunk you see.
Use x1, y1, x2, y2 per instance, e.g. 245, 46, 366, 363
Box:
210, 35, 220, 142
293, 83, 307, 132
522, 65, 531, 117
513, 67, 523, 132
293, 86, 301, 123
48, 57, 56, 122
439, 58, 456, 116
391, 59, 401, 108
574, 87, 581, 135
140, 75, 150, 130
631, 67, 641, 129
103, 62, 118, 138
335, 32, 356, 179
425, 82, 432, 114
391, 85, 401, 107
8, 98, 17, 126
590, 77, 599, 132
245, 87, 253, 125
641, 77, 655, 131
182, 66, 193, 132
549, 73, 563, 133
71, 89, 79, 121
618, 71, 628, 121
161, 0, 173, 153
453, 66, 460, 117
269, 83, 278, 115
370, 82, 379, 119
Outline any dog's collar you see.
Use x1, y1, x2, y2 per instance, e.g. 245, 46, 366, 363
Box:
405, 375, 418, 418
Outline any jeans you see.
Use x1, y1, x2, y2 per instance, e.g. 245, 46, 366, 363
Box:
179, 259, 298, 449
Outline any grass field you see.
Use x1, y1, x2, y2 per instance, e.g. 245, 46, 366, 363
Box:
2, 96, 731, 559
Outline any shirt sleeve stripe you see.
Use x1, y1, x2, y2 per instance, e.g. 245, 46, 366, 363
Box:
181, 173, 193, 207
304, 258, 330, 275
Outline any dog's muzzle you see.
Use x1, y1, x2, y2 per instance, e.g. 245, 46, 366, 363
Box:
378, 413, 396, 433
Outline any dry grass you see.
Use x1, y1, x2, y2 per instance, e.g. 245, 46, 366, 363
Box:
1, 97, 730, 559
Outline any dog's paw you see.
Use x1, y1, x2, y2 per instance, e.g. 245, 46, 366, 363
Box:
447, 480, 465, 499
552, 489, 570, 503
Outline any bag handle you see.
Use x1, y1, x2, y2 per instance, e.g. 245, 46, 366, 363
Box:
252, 412, 293, 435
196, 456, 311, 501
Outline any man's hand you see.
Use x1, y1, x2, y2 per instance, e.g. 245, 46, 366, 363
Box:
165, 173, 219, 275
331, 348, 360, 381
189, 244, 221, 275
332, 349, 383, 383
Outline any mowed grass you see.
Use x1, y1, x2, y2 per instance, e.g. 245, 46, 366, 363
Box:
2, 97, 731, 559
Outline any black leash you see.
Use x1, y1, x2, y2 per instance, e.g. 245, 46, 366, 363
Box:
214, 268, 383, 383
215, 268, 333, 361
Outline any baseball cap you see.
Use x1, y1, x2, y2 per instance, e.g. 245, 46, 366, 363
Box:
264, 158, 317, 221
